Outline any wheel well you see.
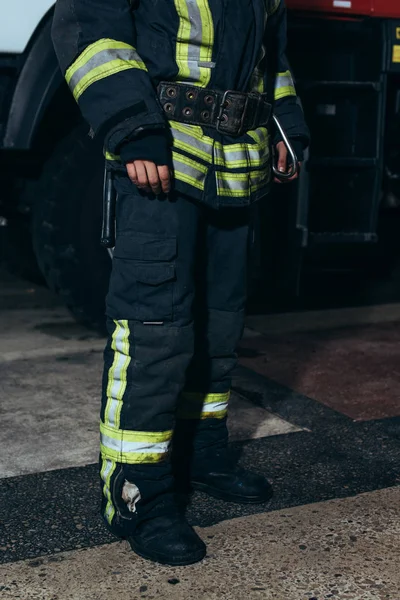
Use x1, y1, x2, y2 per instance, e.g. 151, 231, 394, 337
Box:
2, 7, 81, 154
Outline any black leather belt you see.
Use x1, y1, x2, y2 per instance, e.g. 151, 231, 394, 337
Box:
158, 81, 272, 137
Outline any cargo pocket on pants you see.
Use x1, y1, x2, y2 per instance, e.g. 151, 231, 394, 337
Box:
107, 232, 177, 322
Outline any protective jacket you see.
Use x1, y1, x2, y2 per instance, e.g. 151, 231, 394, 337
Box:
52, 0, 309, 206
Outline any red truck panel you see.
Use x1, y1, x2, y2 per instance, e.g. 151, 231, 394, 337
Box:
285, 0, 400, 18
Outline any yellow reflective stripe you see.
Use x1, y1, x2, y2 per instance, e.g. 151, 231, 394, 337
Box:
100, 423, 173, 464
104, 150, 121, 162
173, 0, 214, 87
101, 446, 170, 464
251, 171, 270, 193
183, 391, 230, 404
171, 127, 212, 163
275, 86, 297, 100
101, 421, 173, 444
171, 122, 269, 170
104, 320, 131, 429
65, 38, 134, 84
216, 170, 270, 197
214, 140, 270, 169
173, 138, 211, 164
247, 127, 269, 146
275, 70, 296, 101
178, 409, 228, 420
173, 151, 208, 190
66, 39, 135, 79
73, 60, 146, 101
170, 122, 213, 163
100, 457, 117, 525
197, 0, 214, 87
178, 391, 230, 419
65, 39, 147, 101
171, 121, 214, 145
253, 70, 265, 94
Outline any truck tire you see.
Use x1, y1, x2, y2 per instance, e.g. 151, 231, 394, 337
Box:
32, 124, 111, 331
1, 214, 45, 286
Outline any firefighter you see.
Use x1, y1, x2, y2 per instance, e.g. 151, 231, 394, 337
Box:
52, 0, 309, 566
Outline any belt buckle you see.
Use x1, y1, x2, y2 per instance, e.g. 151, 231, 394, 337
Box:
216, 90, 233, 134
216, 90, 252, 137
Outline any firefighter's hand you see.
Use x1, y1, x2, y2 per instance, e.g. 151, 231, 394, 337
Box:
274, 141, 300, 184
126, 160, 171, 195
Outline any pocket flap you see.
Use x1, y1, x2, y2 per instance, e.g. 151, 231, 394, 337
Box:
133, 263, 175, 286
114, 233, 176, 262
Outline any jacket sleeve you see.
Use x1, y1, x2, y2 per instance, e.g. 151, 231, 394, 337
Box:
266, 0, 310, 152
51, 0, 166, 154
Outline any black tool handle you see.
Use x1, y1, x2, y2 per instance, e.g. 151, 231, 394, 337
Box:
101, 165, 116, 248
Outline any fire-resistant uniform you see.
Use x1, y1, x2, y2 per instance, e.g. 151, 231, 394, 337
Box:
52, 0, 309, 565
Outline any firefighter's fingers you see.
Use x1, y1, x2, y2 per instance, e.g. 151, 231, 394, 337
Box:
283, 161, 302, 183
276, 141, 288, 173
144, 161, 162, 195
157, 165, 171, 194
126, 162, 138, 185
133, 161, 150, 191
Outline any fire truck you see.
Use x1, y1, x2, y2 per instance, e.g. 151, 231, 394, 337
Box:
276, 0, 400, 302
0, 0, 399, 328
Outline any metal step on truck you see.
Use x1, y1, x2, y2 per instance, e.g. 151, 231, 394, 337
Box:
1, 0, 400, 329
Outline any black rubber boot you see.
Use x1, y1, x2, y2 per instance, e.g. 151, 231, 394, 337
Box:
173, 419, 273, 505
127, 513, 206, 566
191, 448, 273, 504
101, 462, 206, 566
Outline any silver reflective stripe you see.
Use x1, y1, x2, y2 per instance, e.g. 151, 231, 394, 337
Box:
275, 72, 295, 91
173, 153, 208, 190
216, 170, 269, 196
202, 400, 229, 414
251, 170, 270, 189
174, 0, 214, 86
175, 0, 202, 82
198, 61, 216, 68
105, 503, 114, 520
171, 124, 212, 162
101, 434, 170, 455
102, 459, 114, 483
215, 129, 270, 168
68, 48, 144, 91
105, 320, 131, 429
217, 177, 249, 193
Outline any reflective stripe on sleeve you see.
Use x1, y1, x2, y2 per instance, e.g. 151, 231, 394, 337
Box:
65, 39, 147, 101
274, 70, 296, 101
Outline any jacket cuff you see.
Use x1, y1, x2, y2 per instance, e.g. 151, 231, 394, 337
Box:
99, 108, 167, 155
290, 139, 305, 163
273, 96, 310, 150
119, 130, 172, 167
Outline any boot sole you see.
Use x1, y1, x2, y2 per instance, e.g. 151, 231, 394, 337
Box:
192, 481, 273, 504
128, 538, 206, 566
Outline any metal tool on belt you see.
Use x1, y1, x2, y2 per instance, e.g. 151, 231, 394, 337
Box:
101, 83, 299, 249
